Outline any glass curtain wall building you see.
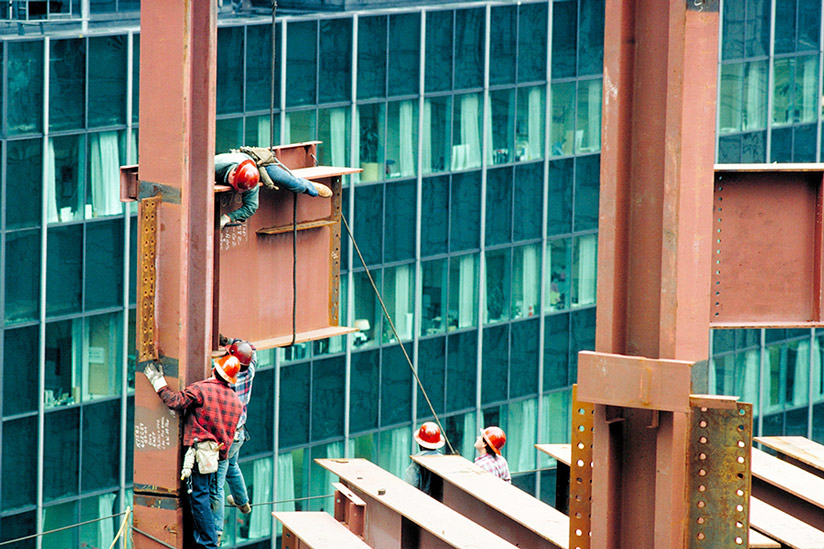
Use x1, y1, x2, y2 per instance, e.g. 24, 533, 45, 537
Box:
0, 0, 821, 547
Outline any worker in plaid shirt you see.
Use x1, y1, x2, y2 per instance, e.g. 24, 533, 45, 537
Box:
474, 426, 511, 483
212, 337, 257, 540
144, 356, 243, 549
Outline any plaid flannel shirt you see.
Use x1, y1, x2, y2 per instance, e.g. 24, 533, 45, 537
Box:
230, 341, 257, 429
158, 378, 242, 461
475, 453, 512, 483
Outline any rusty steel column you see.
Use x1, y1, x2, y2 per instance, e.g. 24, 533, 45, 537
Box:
132, 0, 217, 546
588, 0, 720, 547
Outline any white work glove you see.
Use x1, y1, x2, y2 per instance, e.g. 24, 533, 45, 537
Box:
143, 363, 168, 392
220, 214, 230, 230
180, 446, 196, 480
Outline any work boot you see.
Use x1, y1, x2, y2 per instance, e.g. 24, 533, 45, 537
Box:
227, 495, 252, 514
311, 182, 333, 198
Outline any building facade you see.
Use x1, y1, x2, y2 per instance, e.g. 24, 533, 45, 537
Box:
0, 0, 820, 547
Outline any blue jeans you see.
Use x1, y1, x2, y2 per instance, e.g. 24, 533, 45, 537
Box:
211, 427, 250, 534
190, 464, 218, 549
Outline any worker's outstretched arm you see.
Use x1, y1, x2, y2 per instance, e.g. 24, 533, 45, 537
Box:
226, 186, 260, 224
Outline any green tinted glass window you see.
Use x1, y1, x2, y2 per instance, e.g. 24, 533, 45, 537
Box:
357, 16, 387, 100
44, 408, 80, 501
388, 13, 420, 96
425, 10, 453, 93
49, 38, 85, 132
6, 139, 42, 230
286, 21, 317, 107
88, 35, 127, 127
7, 40, 43, 135
217, 27, 244, 115
1, 417, 37, 509
319, 18, 352, 103
4, 229, 40, 324
455, 8, 484, 90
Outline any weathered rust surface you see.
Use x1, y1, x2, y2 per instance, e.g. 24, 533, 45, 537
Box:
275, 511, 371, 548
137, 196, 159, 362
589, 0, 720, 546
133, 0, 217, 545
569, 385, 593, 549
687, 400, 752, 548
577, 351, 694, 412
412, 454, 568, 549
711, 166, 824, 327
132, 494, 184, 547
215, 145, 356, 348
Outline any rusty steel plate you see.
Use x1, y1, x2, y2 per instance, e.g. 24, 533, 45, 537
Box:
688, 401, 752, 548
712, 166, 824, 327
137, 196, 160, 362
570, 385, 593, 549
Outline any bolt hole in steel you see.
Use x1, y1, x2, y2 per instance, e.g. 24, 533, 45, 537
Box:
699, 453, 707, 460
736, 521, 743, 529
575, 512, 582, 519
736, 505, 744, 512
699, 420, 707, 428
577, 442, 585, 449
737, 424, 745, 431
737, 440, 745, 447
578, 425, 585, 432
699, 436, 707, 444
736, 489, 744, 497
697, 501, 705, 508
738, 408, 747, 415
575, 529, 583, 536
697, 517, 705, 524
737, 456, 745, 464
578, 408, 585, 414
576, 477, 583, 484
697, 533, 705, 540
698, 485, 706, 492
736, 537, 744, 545
577, 459, 585, 467
737, 473, 744, 479
698, 469, 706, 476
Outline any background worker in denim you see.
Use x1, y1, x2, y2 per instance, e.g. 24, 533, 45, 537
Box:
212, 337, 257, 538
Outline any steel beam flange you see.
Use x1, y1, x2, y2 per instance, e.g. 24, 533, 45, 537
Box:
570, 385, 593, 549
688, 400, 753, 548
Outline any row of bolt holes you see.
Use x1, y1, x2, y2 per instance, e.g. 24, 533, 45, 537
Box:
695, 406, 748, 544
714, 188, 723, 317
572, 406, 593, 547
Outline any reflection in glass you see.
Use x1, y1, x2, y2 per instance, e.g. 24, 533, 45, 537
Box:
422, 259, 447, 336
318, 107, 350, 166
484, 248, 511, 324
88, 131, 125, 218
358, 16, 387, 100
354, 270, 380, 348
512, 244, 540, 319
550, 82, 575, 157
88, 35, 127, 127
285, 109, 316, 145
506, 398, 537, 471
8, 40, 43, 135
448, 254, 478, 330
516, 86, 545, 161
772, 55, 818, 126
47, 134, 85, 223
6, 139, 42, 230
215, 117, 243, 154
79, 492, 119, 548
42, 501, 78, 547
451, 93, 482, 170
49, 38, 85, 132
571, 234, 597, 308
546, 239, 570, 312
489, 90, 515, 164
356, 103, 384, 183
386, 100, 418, 178
718, 60, 768, 134
576, 79, 602, 153
423, 96, 452, 174
5, 230, 40, 324
383, 264, 415, 343
245, 114, 280, 148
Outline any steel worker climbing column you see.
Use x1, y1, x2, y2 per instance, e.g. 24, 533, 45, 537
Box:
574, 1, 723, 548
132, 0, 217, 546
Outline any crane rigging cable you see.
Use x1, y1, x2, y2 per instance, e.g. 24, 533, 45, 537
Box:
341, 213, 456, 456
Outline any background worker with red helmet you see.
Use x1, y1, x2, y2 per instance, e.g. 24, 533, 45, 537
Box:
143, 356, 243, 549
474, 426, 511, 483
211, 337, 257, 539
404, 421, 445, 495
215, 150, 332, 229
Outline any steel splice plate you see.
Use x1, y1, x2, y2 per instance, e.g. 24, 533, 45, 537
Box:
688, 400, 752, 548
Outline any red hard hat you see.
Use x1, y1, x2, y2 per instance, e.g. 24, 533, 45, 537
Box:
482, 426, 506, 455
230, 159, 259, 192
414, 421, 445, 450
227, 341, 254, 366
214, 354, 240, 384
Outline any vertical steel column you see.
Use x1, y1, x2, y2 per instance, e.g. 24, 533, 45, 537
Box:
132, 0, 217, 546
591, 0, 719, 547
